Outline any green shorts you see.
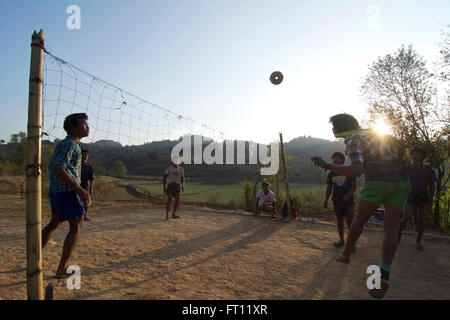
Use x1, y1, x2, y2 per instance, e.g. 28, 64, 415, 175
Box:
359, 181, 411, 207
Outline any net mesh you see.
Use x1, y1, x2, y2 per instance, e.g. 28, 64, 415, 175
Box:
42, 51, 227, 146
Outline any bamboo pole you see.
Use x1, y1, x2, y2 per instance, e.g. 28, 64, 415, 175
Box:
279, 133, 292, 222
26, 29, 44, 300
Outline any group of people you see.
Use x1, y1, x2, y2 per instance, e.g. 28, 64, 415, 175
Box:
40, 112, 437, 299
311, 113, 437, 299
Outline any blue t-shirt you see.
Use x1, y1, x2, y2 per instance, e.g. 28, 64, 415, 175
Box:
326, 172, 355, 203
48, 136, 81, 193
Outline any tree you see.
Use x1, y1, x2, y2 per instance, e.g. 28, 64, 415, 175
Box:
361, 45, 449, 228
112, 160, 127, 178
9, 132, 27, 168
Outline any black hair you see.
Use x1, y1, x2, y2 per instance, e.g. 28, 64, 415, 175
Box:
410, 146, 426, 159
329, 114, 360, 134
81, 149, 89, 154
331, 152, 345, 161
63, 113, 88, 135
262, 182, 270, 188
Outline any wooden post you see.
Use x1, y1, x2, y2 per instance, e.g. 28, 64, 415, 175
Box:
279, 133, 292, 222
26, 29, 44, 300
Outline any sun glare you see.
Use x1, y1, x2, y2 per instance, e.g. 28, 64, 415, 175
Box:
373, 120, 392, 135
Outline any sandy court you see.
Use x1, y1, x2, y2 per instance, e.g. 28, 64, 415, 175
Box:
0, 194, 449, 300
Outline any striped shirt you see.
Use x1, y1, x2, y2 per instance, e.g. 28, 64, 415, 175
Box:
344, 129, 408, 183
48, 136, 82, 193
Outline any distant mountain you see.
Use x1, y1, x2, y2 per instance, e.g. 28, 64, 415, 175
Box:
92, 140, 122, 147
285, 136, 346, 159
38, 135, 348, 184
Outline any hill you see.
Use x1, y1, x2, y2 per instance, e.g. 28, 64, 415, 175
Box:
72, 135, 346, 184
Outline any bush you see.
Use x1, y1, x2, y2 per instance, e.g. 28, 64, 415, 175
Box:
111, 160, 127, 177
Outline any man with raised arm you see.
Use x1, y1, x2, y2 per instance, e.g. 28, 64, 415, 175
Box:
311, 114, 410, 299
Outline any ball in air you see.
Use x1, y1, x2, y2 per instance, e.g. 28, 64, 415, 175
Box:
270, 71, 284, 85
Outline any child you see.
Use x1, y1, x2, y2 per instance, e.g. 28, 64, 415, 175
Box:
41, 113, 90, 279
323, 152, 356, 247
255, 182, 278, 219
80, 149, 94, 221
398, 147, 436, 250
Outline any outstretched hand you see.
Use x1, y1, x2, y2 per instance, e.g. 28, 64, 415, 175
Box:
311, 157, 328, 170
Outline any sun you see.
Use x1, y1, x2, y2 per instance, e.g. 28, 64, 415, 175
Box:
372, 119, 392, 135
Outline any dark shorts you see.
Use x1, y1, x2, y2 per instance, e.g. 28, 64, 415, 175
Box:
166, 183, 181, 197
407, 193, 429, 206
49, 191, 86, 222
333, 201, 354, 216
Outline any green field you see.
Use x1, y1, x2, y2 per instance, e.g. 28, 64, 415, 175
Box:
97, 175, 326, 209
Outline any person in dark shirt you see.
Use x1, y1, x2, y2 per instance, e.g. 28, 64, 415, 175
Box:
398, 147, 436, 250
80, 150, 94, 221
323, 152, 356, 248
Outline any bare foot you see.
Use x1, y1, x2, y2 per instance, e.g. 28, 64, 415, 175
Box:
333, 240, 345, 247
55, 268, 73, 279
336, 253, 350, 263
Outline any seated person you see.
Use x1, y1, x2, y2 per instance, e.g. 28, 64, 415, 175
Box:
255, 182, 277, 219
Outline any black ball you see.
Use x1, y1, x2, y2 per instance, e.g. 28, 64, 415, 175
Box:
270, 71, 283, 85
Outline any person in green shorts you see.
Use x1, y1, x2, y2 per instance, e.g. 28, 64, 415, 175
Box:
311, 113, 410, 299
163, 160, 185, 220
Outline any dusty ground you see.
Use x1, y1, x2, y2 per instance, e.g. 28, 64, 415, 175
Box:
0, 193, 449, 300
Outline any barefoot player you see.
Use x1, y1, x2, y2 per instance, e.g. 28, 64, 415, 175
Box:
323, 152, 356, 248
311, 113, 410, 299
398, 147, 436, 250
41, 113, 90, 279
163, 160, 185, 220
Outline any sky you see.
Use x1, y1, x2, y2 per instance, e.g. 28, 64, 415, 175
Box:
0, 0, 449, 144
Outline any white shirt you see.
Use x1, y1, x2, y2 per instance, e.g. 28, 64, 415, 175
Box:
165, 165, 184, 185
257, 190, 276, 205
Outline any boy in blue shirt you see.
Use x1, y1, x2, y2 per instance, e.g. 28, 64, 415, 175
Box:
41, 113, 90, 278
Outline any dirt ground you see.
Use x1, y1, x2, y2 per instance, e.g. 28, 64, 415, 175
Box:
0, 193, 449, 300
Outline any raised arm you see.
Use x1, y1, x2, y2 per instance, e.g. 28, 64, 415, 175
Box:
311, 157, 364, 177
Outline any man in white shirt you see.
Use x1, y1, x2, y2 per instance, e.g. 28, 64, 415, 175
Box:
255, 182, 278, 219
163, 160, 185, 220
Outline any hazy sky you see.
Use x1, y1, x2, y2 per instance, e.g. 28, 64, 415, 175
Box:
0, 0, 449, 144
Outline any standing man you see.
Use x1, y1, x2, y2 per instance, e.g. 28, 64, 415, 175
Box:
311, 113, 410, 299
81, 149, 94, 221
41, 113, 90, 278
163, 159, 185, 220
398, 147, 436, 250
323, 152, 356, 248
